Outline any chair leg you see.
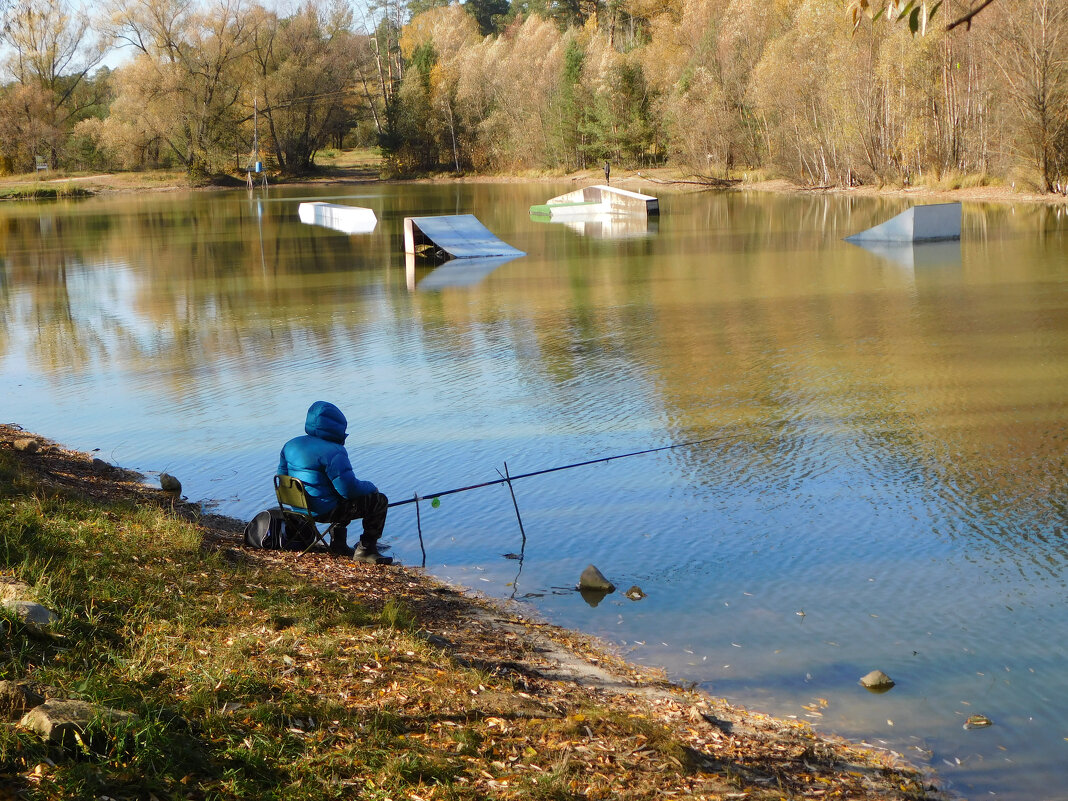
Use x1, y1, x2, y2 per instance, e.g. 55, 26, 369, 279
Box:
297, 522, 330, 556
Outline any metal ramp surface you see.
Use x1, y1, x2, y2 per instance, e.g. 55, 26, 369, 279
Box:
845, 202, 961, 243
403, 214, 525, 260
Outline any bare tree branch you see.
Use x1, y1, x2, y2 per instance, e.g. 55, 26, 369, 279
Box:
946, 0, 999, 31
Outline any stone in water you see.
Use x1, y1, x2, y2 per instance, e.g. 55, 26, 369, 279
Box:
578, 565, 615, 593
859, 670, 895, 692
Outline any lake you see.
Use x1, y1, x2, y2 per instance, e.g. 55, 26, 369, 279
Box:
1, 182, 1066, 799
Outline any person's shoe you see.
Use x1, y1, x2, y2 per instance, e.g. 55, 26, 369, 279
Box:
328, 524, 354, 556
352, 544, 393, 565
330, 541, 355, 557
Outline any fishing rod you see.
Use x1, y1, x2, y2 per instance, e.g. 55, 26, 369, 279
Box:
386, 432, 736, 509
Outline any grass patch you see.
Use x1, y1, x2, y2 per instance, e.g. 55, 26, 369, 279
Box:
914, 170, 999, 191
0, 183, 92, 200
0, 446, 481, 799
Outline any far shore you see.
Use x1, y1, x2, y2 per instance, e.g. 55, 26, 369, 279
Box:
2, 157, 1066, 208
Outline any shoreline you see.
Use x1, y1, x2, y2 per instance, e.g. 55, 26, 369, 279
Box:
0, 423, 940, 799
3, 162, 1066, 208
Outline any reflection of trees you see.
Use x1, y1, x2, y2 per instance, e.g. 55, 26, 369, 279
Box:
0, 217, 108, 371
0, 194, 397, 381
398, 191, 1068, 581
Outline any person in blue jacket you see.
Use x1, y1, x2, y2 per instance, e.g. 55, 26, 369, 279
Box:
278, 400, 392, 564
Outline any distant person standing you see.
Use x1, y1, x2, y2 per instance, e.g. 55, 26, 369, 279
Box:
604, 160, 611, 185
277, 400, 392, 564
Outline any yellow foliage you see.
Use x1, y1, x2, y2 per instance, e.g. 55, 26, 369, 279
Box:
400, 4, 481, 60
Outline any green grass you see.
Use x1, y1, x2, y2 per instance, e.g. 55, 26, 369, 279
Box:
0, 448, 479, 800
0, 183, 92, 200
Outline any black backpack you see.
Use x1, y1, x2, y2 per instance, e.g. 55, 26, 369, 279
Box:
243, 509, 316, 550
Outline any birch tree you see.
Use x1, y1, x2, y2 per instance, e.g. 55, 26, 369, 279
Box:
989, 0, 1068, 191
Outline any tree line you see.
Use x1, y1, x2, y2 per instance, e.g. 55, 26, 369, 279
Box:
1, 0, 1065, 192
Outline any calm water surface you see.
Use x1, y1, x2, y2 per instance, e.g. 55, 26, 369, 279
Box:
2, 183, 1066, 800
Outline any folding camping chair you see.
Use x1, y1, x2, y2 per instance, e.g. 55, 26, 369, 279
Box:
274, 474, 341, 555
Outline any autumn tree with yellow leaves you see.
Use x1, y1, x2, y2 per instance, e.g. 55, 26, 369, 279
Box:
1, 0, 1065, 192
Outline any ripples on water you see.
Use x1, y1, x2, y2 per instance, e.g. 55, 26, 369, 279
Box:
1, 186, 1066, 799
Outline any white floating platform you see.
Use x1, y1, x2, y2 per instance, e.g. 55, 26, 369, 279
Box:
845, 202, 961, 243
403, 214, 524, 260
532, 184, 659, 217
298, 202, 377, 234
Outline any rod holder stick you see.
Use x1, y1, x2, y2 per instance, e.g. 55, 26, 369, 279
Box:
499, 461, 527, 549
500, 461, 526, 599
414, 492, 426, 567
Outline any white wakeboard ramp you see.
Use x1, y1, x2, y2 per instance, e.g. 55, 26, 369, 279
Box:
403, 214, 525, 260
845, 202, 961, 243
532, 184, 660, 218
298, 202, 377, 234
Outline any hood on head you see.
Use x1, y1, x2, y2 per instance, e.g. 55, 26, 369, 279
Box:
305, 400, 348, 444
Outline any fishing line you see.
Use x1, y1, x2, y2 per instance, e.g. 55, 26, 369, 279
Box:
387, 432, 738, 510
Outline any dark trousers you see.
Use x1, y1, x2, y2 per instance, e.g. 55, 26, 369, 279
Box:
327, 492, 388, 547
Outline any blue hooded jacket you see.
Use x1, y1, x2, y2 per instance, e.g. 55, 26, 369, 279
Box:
277, 401, 378, 519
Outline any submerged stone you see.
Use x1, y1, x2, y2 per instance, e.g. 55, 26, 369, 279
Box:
860, 670, 895, 692
578, 565, 615, 593
625, 585, 646, 601
964, 714, 993, 730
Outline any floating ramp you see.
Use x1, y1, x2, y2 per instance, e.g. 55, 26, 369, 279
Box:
845, 202, 961, 243
298, 202, 377, 234
403, 214, 525, 261
531, 184, 660, 217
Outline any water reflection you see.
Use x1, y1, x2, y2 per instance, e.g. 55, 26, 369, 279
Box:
0, 185, 1066, 801
530, 211, 659, 239
407, 253, 525, 291
846, 239, 962, 270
